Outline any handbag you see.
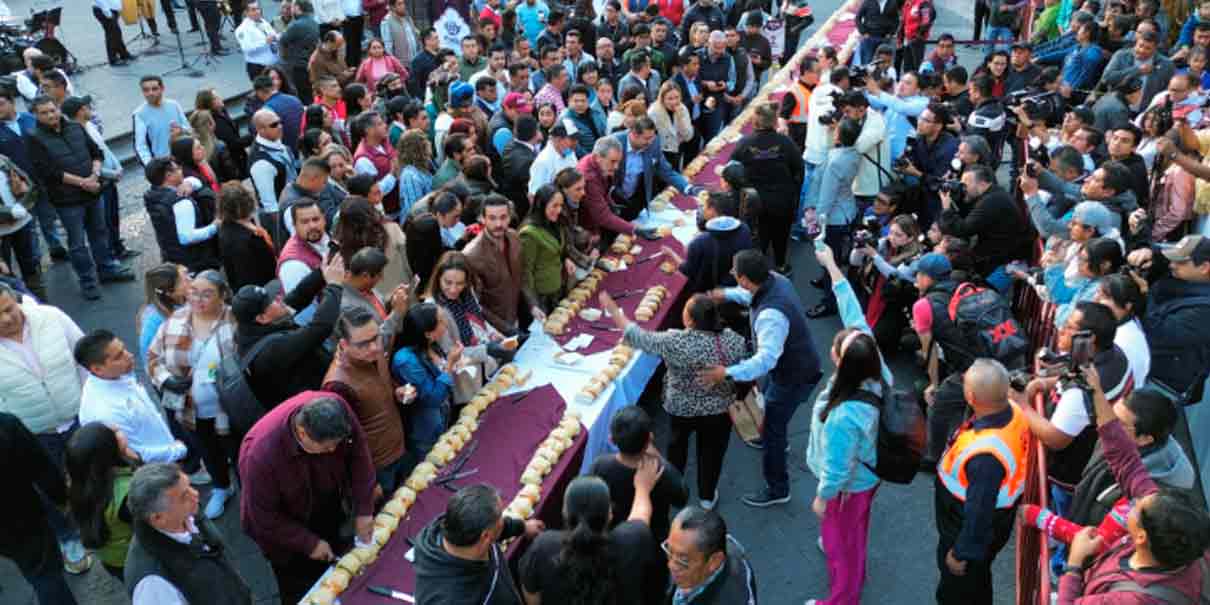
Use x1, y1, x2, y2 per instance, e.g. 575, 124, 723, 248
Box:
712, 331, 765, 441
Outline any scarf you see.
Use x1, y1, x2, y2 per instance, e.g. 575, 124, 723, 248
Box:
437, 290, 483, 345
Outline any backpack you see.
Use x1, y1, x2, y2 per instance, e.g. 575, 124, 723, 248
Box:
850, 384, 927, 485
1105, 556, 1210, 604
930, 282, 1028, 371
216, 333, 286, 438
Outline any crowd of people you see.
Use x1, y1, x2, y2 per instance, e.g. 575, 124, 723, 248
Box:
5, 0, 1210, 603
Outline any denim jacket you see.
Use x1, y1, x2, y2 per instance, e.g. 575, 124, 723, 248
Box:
390, 346, 452, 454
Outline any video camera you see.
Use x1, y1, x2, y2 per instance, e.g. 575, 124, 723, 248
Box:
1024, 137, 1050, 178
819, 89, 862, 126
1005, 89, 1061, 118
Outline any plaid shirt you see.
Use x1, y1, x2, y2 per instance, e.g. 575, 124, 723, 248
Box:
146, 305, 236, 430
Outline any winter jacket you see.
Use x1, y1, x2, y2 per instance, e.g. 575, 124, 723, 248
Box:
681, 216, 755, 293
413, 514, 527, 605
1142, 277, 1210, 394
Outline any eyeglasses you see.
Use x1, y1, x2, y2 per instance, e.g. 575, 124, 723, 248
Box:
661, 540, 693, 569
189, 290, 218, 301
268, 121, 282, 128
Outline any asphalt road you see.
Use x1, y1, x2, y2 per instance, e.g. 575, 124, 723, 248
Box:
0, 0, 1018, 603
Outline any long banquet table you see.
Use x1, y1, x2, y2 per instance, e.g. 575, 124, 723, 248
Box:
300, 5, 864, 601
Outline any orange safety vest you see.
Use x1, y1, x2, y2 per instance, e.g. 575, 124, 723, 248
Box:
787, 81, 813, 124
937, 405, 1030, 509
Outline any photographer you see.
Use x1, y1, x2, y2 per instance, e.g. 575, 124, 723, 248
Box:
1130, 235, 1210, 401
1136, 73, 1205, 129
842, 92, 892, 211
938, 165, 1028, 293
797, 68, 850, 239
1005, 44, 1042, 95
865, 72, 930, 162
899, 103, 959, 229
941, 66, 973, 120
1014, 301, 1134, 517
854, 212, 925, 353
966, 74, 1009, 166
1020, 146, 1087, 238
958, 135, 996, 171
806, 117, 863, 318
1106, 125, 1152, 209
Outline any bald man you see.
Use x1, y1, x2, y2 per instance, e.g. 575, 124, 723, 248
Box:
248, 109, 300, 215
934, 359, 1030, 605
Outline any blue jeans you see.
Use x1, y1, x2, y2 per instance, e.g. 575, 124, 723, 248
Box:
1, 221, 42, 283
985, 26, 1015, 56
1049, 485, 1074, 577
407, 401, 449, 462
792, 162, 822, 238
34, 424, 86, 565
54, 198, 119, 288
31, 190, 63, 251
858, 36, 885, 66
985, 264, 1011, 295
375, 455, 409, 494
762, 378, 817, 497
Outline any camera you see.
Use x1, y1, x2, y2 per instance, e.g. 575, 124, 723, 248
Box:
940, 179, 965, 205
1025, 136, 1050, 178
818, 89, 851, 126
852, 215, 880, 248
1009, 370, 1033, 392
895, 135, 918, 171
1005, 90, 1060, 119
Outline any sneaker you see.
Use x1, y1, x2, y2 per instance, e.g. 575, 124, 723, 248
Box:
817, 536, 824, 553
99, 267, 136, 283
204, 487, 231, 519
82, 285, 102, 300
189, 468, 213, 486
741, 488, 791, 508
63, 551, 94, 575
700, 489, 720, 511
49, 246, 68, 261
744, 438, 790, 452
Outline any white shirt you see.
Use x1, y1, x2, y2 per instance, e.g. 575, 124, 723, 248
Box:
279, 236, 329, 294
79, 373, 187, 463
249, 136, 291, 212
1051, 385, 1091, 438
527, 141, 576, 197
14, 68, 73, 105
341, 0, 364, 17
0, 166, 30, 236
236, 17, 279, 66
1116, 318, 1151, 388
130, 517, 200, 605
314, 0, 344, 24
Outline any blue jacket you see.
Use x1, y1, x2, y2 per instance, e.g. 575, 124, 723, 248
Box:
815, 146, 860, 226
560, 107, 608, 158
0, 113, 36, 176
390, 347, 453, 452
1059, 43, 1106, 91
612, 129, 689, 205
265, 92, 305, 152
1142, 277, 1210, 393
1178, 14, 1204, 48
865, 91, 929, 161
806, 279, 890, 499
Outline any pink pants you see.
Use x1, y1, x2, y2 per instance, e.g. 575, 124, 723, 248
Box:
819, 485, 879, 605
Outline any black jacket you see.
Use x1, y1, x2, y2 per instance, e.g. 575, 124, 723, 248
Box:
662, 537, 758, 605
144, 186, 223, 273
1117, 152, 1151, 209
124, 518, 251, 605
212, 108, 249, 179
731, 130, 805, 214
279, 14, 319, 68
938, 183, 1028, 274
682, 217, 755, 293
1142, 277, 1210, 393
27, 119, 101, 207
218, 221, 278, 292
413, 514, 527, 605
499, 139, 538, 212
857, 0, 900, 37
238, 268, 341, 409
0, 412, 66, 570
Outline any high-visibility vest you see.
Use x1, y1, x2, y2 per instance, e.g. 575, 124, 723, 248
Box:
937, 405, 1030, 509
787, 81, 813, 124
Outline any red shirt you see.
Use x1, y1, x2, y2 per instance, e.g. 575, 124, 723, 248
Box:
577, 153, 635, 237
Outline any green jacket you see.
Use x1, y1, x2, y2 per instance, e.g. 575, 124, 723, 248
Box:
98, 467, 134, 569
519, 223, 564, 297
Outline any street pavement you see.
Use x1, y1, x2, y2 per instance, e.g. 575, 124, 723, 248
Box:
0, 0, 1018, 603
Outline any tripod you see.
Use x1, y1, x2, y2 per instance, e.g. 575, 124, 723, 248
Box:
164, 28, 204, 77
125, 14, 164, 55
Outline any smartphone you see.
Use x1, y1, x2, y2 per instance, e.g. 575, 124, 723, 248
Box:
1071, 330, 1095, 367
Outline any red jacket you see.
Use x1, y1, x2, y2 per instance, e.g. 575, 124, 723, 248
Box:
577, 153, 635, 237
238, 391, 376, 566
902, 0, 935, 40
1057, 420, 1207, 604
654, 0, 685, 26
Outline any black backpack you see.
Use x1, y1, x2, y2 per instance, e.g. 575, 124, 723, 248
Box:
930, 282, 1028, 372
216, 333, 285, 437
1104, 556, 1210, 604
850, 383, 927, 485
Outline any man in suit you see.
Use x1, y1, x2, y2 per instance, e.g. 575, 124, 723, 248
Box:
1099, 30, 1175, 111
462, 194, 544, 334
611, 117, 699, 221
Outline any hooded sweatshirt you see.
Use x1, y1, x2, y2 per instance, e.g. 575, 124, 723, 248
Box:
681, 216, 754, 294
413, 514, 527, 605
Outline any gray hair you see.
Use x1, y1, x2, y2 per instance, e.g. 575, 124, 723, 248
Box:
960, 135, 993, 167
442, 484, 502, 546
674, 505, 728, 556
128, 463, 183, 522
965, 358, 1009, 406
592, 136, 622, 158
708, 30, 726, 44
295, 397, 352, 443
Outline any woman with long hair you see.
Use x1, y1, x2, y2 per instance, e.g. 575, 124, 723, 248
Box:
171, 137, 220, 194
593, 78, 616, 117
1094, 271, 1151, 386
858, 213, 925, 354
390, 302, 464, 461
298, 126, 334, 160
137, 263, 189, 371
536, 101, 558, 140
355, 38, 409, 91
804, 244, 888, 605
337, 195, 412, 298
405, 213, 443, 292
66, 423, 140, 579
217, 182, 277, 291
195, 87, 248, 177
520, 185, 572, 311
518, 472, 662, 605
577, 61, 601, 104
719, 161, 761, 238
397, 129, 435, 215
648, 81, 694, 168
146, 270, 239, 519
1053, 237, 1124, 329
189, 110, 241, 183
423, 252, 508, 403
599, 291, 746, 509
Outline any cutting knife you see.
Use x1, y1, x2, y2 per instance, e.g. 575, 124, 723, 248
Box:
368, 585, 415, 602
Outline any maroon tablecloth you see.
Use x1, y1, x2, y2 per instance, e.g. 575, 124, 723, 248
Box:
552, 249, 689, 356
337, 384, 586, 604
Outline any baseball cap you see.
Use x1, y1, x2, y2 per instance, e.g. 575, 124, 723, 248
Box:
231, 280, 284, 323
448, 81, 474, 109
1162, 234, 1210, 264
61, 95, 92, 118
502, 92, 533, 114
1070, 201, 1115, 234
900, 253, 952, 282
551, 119, 579, 139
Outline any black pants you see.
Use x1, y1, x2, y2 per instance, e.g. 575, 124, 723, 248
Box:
146, 0, 179, 34
935, 538, 995, 605
185, 0, 202, 31
343, 16, 365, 67
194, 417, 235, 489
902, 38, 927, 74
93, 8, 132, 63
926, 373, 968, 463
757, 208, 795, 269
246, 62, 268, 82
197, 1, 222, 52
667, 412, 732, 500
270, 495, 348, 605
290, 64, 313, 106
974, 0, 989, 40
816, 224, 852, 307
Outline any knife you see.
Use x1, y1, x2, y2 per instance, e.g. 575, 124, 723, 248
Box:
368, 585, 415, 603
608, 289, 642, 299
636, 253, 663, 264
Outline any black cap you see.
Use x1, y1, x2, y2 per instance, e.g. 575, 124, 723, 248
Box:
231, 280, 283, 323
61, 95, 93, 118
